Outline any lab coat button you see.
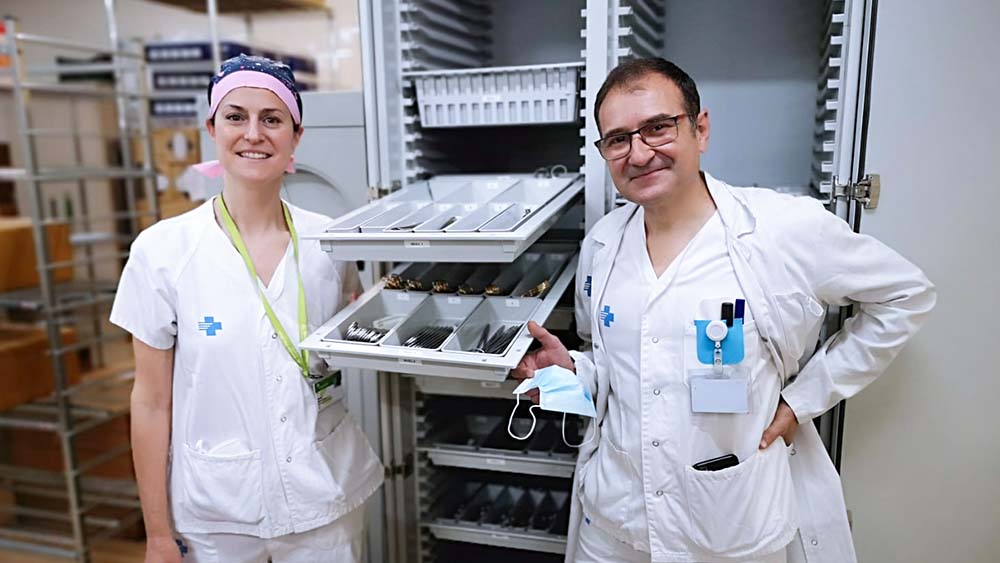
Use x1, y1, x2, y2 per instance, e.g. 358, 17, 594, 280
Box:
280, 416, 287, 422
272, 333, 277, 339
655, 490, 664, 497
811, 539, 819, 546
276, 376, 283, 383
652, 440, 659, 447
595, 343, 601, 350
653, 389, 661, 396
651, 337, 659, 343
285, 456, 292, 463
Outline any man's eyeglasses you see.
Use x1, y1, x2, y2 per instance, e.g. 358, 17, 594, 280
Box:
594, 113, 692, 161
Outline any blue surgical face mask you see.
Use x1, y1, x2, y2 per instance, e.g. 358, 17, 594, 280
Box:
508, 365, 596, 447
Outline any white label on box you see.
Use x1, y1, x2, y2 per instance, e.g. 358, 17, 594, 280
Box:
396, 292, 410, 301
448, 297, 461, 305
399, 358, 422, 365
486, 457, 506, 466
505, 299, 520, 308
480, 381, 501, 389
405, 240, 430, 248
481, 94, 501, 103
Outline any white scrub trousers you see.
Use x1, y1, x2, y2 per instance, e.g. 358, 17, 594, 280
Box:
576, 517, 789, 563
176, 504, 365, 562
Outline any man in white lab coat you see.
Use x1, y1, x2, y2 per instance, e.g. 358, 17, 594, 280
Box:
513, 58, 935, 563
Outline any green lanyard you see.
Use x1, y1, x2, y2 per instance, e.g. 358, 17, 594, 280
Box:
218, 196, 310, 380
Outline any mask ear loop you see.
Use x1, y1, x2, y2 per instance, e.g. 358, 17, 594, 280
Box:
508, 394, 539, 441
561, 413, 596, 448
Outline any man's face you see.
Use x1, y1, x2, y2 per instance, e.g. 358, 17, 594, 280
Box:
597, 73, 709, 206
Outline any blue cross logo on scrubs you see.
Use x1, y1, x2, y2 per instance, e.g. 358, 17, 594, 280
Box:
584, 275, 592, 297
197, 316, 223, 336
599, 305, 615, 327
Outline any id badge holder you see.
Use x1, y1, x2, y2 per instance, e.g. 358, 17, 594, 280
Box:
688, 318, 749, 414
688, 367, 750, 414
312, 371, 345, 411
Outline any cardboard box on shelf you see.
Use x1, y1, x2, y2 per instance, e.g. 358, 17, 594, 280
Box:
0, 324, 81, 412
1, 360, 136, 481
0, 218, 73, 292
5, 416, 134, 480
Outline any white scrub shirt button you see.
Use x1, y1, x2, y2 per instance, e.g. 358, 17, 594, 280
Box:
651, 337, 659, 343
286, 456, 292, 463
811, 539, 819, 546
655, 490, 664, 497
652, 440, 659, 447
653, 389, 661, 396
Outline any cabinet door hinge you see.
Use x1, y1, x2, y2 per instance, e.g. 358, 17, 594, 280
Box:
833, 173, 881, 209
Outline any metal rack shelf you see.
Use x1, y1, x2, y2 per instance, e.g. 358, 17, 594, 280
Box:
1, 9, 156, 560
0, 281, 118, 313
0, 362, 133, 439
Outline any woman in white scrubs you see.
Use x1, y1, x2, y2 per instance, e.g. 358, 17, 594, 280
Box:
111, 55, 383, 563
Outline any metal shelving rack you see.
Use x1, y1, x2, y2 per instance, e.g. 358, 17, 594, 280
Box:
0, 1, 157, 559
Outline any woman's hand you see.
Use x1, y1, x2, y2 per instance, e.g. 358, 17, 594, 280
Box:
144, 536, 182, 563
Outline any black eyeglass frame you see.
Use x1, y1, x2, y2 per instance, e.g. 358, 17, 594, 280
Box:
593, 113, 693, 160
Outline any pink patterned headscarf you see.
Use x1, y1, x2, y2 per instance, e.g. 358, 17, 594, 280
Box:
194, 54, 302, 178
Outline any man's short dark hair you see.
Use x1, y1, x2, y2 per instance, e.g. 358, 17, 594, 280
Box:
594, 57, 701, 135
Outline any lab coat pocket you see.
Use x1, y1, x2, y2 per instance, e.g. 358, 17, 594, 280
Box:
581, 434, 639, 531
313, 415, 381, 503
682, 439, 797, 558
772, 292, 825, 363
181, 444, 264, 525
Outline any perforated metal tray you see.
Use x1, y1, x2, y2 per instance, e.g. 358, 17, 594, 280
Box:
306, 175, 583, 262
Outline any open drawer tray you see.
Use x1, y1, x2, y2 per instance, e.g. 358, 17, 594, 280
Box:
304, 174, 583, 263
424, 482, 570, 554
419, 413, 579, 478
301, 251, 578, 382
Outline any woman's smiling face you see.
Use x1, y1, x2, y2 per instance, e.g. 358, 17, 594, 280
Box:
206, 86, 302, 185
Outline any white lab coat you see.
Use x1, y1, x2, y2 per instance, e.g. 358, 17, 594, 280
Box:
110, 199, 383, 538
564, 173, 935, 562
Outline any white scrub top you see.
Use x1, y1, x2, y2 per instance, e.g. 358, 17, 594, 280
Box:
584, 207, 796, 560
110, 199, 383, 537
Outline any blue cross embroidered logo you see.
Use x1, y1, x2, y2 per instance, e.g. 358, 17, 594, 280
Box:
584, 275, 592, 297
197, 316, 222, 336
175, 538, 189, 556
599, 305, 615, 327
